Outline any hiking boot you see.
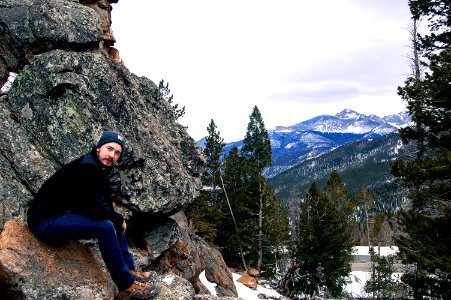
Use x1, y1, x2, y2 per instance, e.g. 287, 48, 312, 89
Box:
129, 270, 152, 282
119, 281, 156, 299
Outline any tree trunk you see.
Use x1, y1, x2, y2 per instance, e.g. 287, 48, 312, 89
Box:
365, 204, 371, 248
257, 180, 263, 272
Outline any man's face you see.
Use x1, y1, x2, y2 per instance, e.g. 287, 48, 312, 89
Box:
96, 142, 122, 167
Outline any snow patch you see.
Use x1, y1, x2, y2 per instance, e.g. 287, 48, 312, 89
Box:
232, 273, 285, 300
353, 246, 399, 256
162, 274, 176, 285
199, 271, 217, 296
345, 124, 365, 134
346, 271, 403, 298
1, 72, 17, 94
199, 271, 285, 300
274, 128, 292, 133
285, 142, 298, 149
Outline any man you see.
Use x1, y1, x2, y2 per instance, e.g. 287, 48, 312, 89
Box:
27, 131, 155, 299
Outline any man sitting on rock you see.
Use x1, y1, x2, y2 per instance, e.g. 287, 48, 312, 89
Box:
27, 131, 155, 299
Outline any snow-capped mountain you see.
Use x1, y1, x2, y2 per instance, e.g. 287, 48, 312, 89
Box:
199, 109, 410, 178
272, 109, 408, 136
265, 109, 409, 177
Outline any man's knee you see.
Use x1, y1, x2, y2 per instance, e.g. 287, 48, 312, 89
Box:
97, 219, 115, 231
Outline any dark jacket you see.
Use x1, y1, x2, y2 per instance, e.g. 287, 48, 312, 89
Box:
27, 148, 124, 228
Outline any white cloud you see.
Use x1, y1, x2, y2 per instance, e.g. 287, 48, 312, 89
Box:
111, 0, 412, 142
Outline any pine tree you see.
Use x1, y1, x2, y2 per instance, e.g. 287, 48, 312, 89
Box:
203, 119, 226, 195
291, 181, 353, 298
373, 213, 393, 246
354, 186, 375, 246
390, 1, 451, 298
216, 146, 253, 269
241, 106, 272, 172
324, 170, 349, 209
158, 79, 185, 120
324, 170, 355, 225
261, 182, 290, 277
241, 105, 273, 272
365, 249, 406, 299
186, 191, 222, 242
186, 120, 224, 242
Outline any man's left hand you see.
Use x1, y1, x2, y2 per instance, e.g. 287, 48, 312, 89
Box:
122, 220, 127, 234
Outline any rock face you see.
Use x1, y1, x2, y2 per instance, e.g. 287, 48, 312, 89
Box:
7, 49, 203, 217
0, 220, 199, 300
0, 0, 239, 299
0, 0, 204, 226
0, 221, 117, 300
145, 213, 238, 297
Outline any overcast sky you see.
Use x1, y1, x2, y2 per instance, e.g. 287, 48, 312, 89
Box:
111, 0, 412, 142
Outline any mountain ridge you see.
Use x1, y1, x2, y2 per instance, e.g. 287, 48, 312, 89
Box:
264, 109, 409, 177
197, 109, 409, 178
271, 108, 409, 136
268, 132, 413, 222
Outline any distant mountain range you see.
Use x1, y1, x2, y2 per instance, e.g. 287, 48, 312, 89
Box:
268, 132, 414, 218
198, 109, 410, 178
198, 109, 413, 220
265, 109, 409, 177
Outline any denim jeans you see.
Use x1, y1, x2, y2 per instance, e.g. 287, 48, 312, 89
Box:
29, 214, 136, 290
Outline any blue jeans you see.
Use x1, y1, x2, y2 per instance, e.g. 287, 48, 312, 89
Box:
29, 214, 136, 290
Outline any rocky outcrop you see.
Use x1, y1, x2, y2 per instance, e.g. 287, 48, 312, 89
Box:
197, 237, 238, 297
0, 220, 200, 300
7, 48, 203, 217
0, 216, 239, 299
0, 0, 119, 85
237, 276, 258, 290
0, 221, 117, 299
0, 0, 239, 299
145, 213, 238, 297
0, 0, 204, 226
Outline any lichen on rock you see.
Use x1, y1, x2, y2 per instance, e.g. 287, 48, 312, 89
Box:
6, 48, 205, 217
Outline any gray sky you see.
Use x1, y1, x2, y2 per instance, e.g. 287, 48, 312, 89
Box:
111, 0, 412, 142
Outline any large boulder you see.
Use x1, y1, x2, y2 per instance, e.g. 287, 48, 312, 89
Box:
0, 217, 239, 299
0, 221, 117, 299
0, 0, 121, 82
145, 213, 238, 297
5, 48, 203, 221
198, 238, 238, 297
0, 220, 202, 300
0, 0, 104, 84
0, 0, 241, 299
1, 0, 205, 227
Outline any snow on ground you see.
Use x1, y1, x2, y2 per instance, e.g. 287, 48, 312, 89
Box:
199, 247, 400, 299
346, 271, 403, 298
353, 246, 399, 256
232, 273, 284, 300
200, 271, 285, 299
199, 271, 217, 296
346, 271, 371, 298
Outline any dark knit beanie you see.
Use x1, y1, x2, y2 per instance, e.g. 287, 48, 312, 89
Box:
96, 131, 126, 151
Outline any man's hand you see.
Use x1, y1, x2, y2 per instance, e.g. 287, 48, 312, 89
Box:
121, 220, 127, 234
